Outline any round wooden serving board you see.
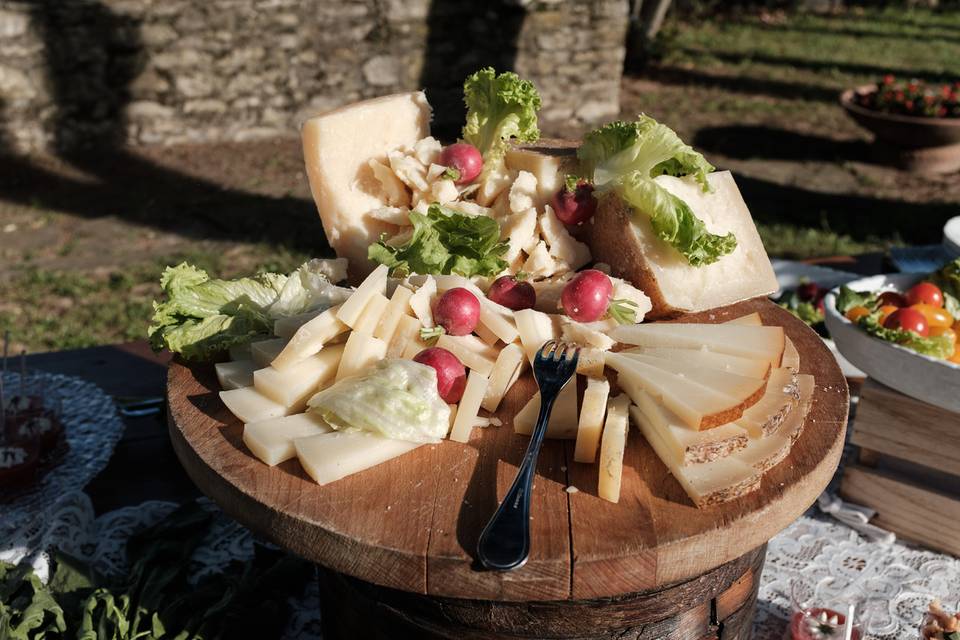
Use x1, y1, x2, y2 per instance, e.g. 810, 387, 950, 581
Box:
167, 297, 848, 602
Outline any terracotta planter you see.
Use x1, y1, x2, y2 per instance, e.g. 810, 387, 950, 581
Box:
841, 84, 960, 174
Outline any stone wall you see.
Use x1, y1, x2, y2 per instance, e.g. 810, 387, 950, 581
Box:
0, 0, 628, 153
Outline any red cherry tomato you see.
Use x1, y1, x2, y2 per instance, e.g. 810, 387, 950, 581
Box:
561, 269, 613, 322
413, 347, 467, 403
905, 281, 944, 308
877, 291, 908, 308
796, 282, 820, 302
883, 307, 929, 337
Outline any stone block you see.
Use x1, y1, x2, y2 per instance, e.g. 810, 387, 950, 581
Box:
362, 55, 400, 87
0, 9, 30, 38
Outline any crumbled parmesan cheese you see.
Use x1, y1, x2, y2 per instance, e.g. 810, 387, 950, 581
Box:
413, 136, 442, 165
367, 206, 411, 226
388, 149, 430, 192
476, 165, 515, 207
445, 200, 490, 217
539, 205, 591, 270
500, 207, 538, 264
611, 278, 653, 323
430, 178, 460, 204
522, 241, 559, 279
369, 158, 410, 207
508, 170, 538, 214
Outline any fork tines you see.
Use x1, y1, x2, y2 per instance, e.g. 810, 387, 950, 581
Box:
537, 340, 580, 362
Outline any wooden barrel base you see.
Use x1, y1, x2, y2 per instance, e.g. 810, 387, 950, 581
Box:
317, 545, 766, 640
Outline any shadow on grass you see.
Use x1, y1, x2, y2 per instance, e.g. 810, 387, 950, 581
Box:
637, 65, 842, 103
750, 20, 960, 45
694, 125, 875, 163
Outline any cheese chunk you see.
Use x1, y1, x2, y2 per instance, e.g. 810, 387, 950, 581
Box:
522, 241, 561, 278
449, 370, 490, 443
736, 368, 800, 438
609, 323, 785, 367
243, 412, 332, 466
271, 305, 348, 371
301, 92, 431, 279
531, 278, 566, 313
336, 264, 388, 328
617, 352, 766, 409
576, 348, 606, 378
336, 331, 387, 381
295, 431, 421, 485
539, 205, 591, 270
514, 309, 560, 362
215, 360, 257, 390
598, 394, 631, 503
782, 337, 801, 372
387, 315, 422, 358
513, 379, 579, 439
500, 207, 538, 264
625, 346, 770, 379
560, 318, 616, 351
251, 338, 288, 368
435, 335, 496, 376
725, 312, 762, 327
508, 170, 538, 214
408, 276, 437, 328
254, 344, 345, 411
478, 301, 519, 345
473, 321, 500, 346
505, 143, 575, 210
574, 377, 611, 463
352, 292, 390, 334
587, 171, 778, 318
374, 285, 414, 344
274, 309, 323, 339
481, 343, 526, 412
220, 387, 289, 424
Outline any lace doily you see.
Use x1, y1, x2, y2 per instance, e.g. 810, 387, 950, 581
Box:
0, 371, 125, 543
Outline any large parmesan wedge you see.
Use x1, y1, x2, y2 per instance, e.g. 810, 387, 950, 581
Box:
219, 387, 290, 424
633, 388, 749, 466
481, 343, 526, 412
335, 331, 387, 381
586, 171, 778, 319
736, 368, 801, 438
514, 309, 561, 362
336, 264, 388, 328
301, 92, 431, 280
294, 431, 421, 485
513, 379, 579, 439
243, 412, 332, 466
625, 346, 771, 379
251, 338, 288, 368
598, 394, 631, 503
574, 377, 611, 463
609, 323, 785, 368
632, 403, 761, 507
272, 305, 348, 371
606, 352, 749, 430
449, 370, 490, 443
254, 344, 345, 411
215, 360, 257, 390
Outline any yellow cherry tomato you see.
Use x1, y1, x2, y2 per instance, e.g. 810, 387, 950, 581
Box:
845, 306, 871, 322
930, 326, 957, 344
949, 349, 960, 365
910, 303, 953, 329
954, 318, 960, 332
878, 305, 899, 325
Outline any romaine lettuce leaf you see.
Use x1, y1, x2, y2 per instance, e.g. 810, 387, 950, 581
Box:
368, 204, 508, 277
834, 285, 880, 314
859, 312, 955, 359
268, 258, 352, 318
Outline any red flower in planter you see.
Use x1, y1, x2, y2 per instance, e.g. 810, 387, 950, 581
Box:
859, 76, 960, 119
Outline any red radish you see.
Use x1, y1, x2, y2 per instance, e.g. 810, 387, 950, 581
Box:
488, 275, 535, 311
432, 288, 481, 336
439, 143, 483, 185
562, 270, 613, 322
883, 307, 929, 337
414, 348, 467, 403
552, 180, 597, 225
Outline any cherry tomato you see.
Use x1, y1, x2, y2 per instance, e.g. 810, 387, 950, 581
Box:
931, 326, 957, 342
949, 349, 960, 365
884, 307, 929, 337
845, 306, 870, 322
796, 282, 819, 302
910, 303, 953, 329
877, 304, 899, 325
905, 281, 944, 308
877, 291, 908, 308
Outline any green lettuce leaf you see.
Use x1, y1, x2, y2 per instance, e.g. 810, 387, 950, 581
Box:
267, 259, 351, 318
859, 312, 955, 359
943, 290, 960, 322
834, 285, 880, 314
368, 204, 508, 277
932, 257, 960, 299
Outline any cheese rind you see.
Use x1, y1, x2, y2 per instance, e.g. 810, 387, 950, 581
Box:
271, 305, 348, 371
294, 431, 421, 485
736, 368, 800, 438
215, 360, 257, 390
574, 377, 611, 463
243, 413, 332, 466
598, 394, 631, 503
449, 370, 490, 443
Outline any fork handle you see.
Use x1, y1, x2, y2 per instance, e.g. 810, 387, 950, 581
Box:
476, 392, 558, 571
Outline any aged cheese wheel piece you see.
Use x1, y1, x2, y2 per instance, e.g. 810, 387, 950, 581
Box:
215, 360, 257, 390
243, 413, 332, 466
586, 171, 778, 318
301, 92, 432, 281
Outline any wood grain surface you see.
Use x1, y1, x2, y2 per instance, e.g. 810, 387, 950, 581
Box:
167, 297, 849, 601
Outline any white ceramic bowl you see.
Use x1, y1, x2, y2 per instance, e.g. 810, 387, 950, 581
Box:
944, 215, 960, 258
824, 273, 960, 412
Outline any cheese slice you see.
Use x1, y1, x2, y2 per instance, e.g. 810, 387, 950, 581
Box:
301, 92, 431, 280
274, 309, 323, 339
387, 315, 422, 358
735, 375, 814, 473
449, 370, 490, 443
513, 379, 579, 439
401, 338, 428, 360
243, 412, 332, 466
435, 335, 496, 376
633, 388, 749, 466
736, 368, 801, 438
598, 394, 631, 503
271, 305, 348, 371
782, 337, 801, 372
353, 292, 390, 334
606, 352, 746, 430
725, 312, 762, 326
617, 352, 766, 409
219, 387, 289, 424
576, 348, 606, 378
408, 276, 437, 328
609, 323, 785, 367
574, 377, 611, 463
625, 346, 770, 379
294, 431, 421, 485
336, 264, 388, 328
478, 302, 519, 345
251, 338, 289, 368
514, 309, 560, 362
631, 405, 761, 507
336, 331, 387, 381
473, 321, 500, 346
215, 360, 257, 390
373, 285, 414, 344
254, 344, 345, 411
560, 318, 616, 351
481, 343, 526, 412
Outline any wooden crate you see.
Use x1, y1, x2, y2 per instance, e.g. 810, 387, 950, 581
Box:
840, 378, 960, 557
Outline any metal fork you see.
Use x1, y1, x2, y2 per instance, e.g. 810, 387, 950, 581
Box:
476, 340, 580, 571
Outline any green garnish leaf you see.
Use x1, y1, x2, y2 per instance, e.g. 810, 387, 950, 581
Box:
944, 631, 960, 640
419, 326, 444, 343
858, 312, 955, 359
564, 175, 581, 191
835, 285, 880, 314
608, 298, 639, 325
442, 167, 461, 182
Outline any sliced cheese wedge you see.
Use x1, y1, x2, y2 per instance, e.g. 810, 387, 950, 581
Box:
631, 405, 761, 507
436, 334, 496, 376
782, 337, 801, 372
387, 315, 422, 358
609, 323, 785, 367
336, 264, 388, 328
606, 352, 746, 430
254, 344, 345, 411
735, 374, 814, 473
633, 388, 749, 466
481, 343, 526, 412
574, 377, 611, 463
353, 292, 390, 334
220, 387, 289, 424
294, 430, 421, 485
513, 379, 579, 439
560, 318, 616, 351
449, 370, 490, 443
271, 305, 348, 371
624, 346, 770, 379
598, 394, 631, 503
243, 412, 332, 466
373, 285, 414, 344
274, 309, 323, 339
336, 331, 387, 381
736, 368, 801, 438
251, 338, 288, 368
514, 309, 560, 362
215, 360, 257, 390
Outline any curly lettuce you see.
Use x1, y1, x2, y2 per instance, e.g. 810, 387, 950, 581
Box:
578, 115, 732, 266
858, 311, 955, 359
